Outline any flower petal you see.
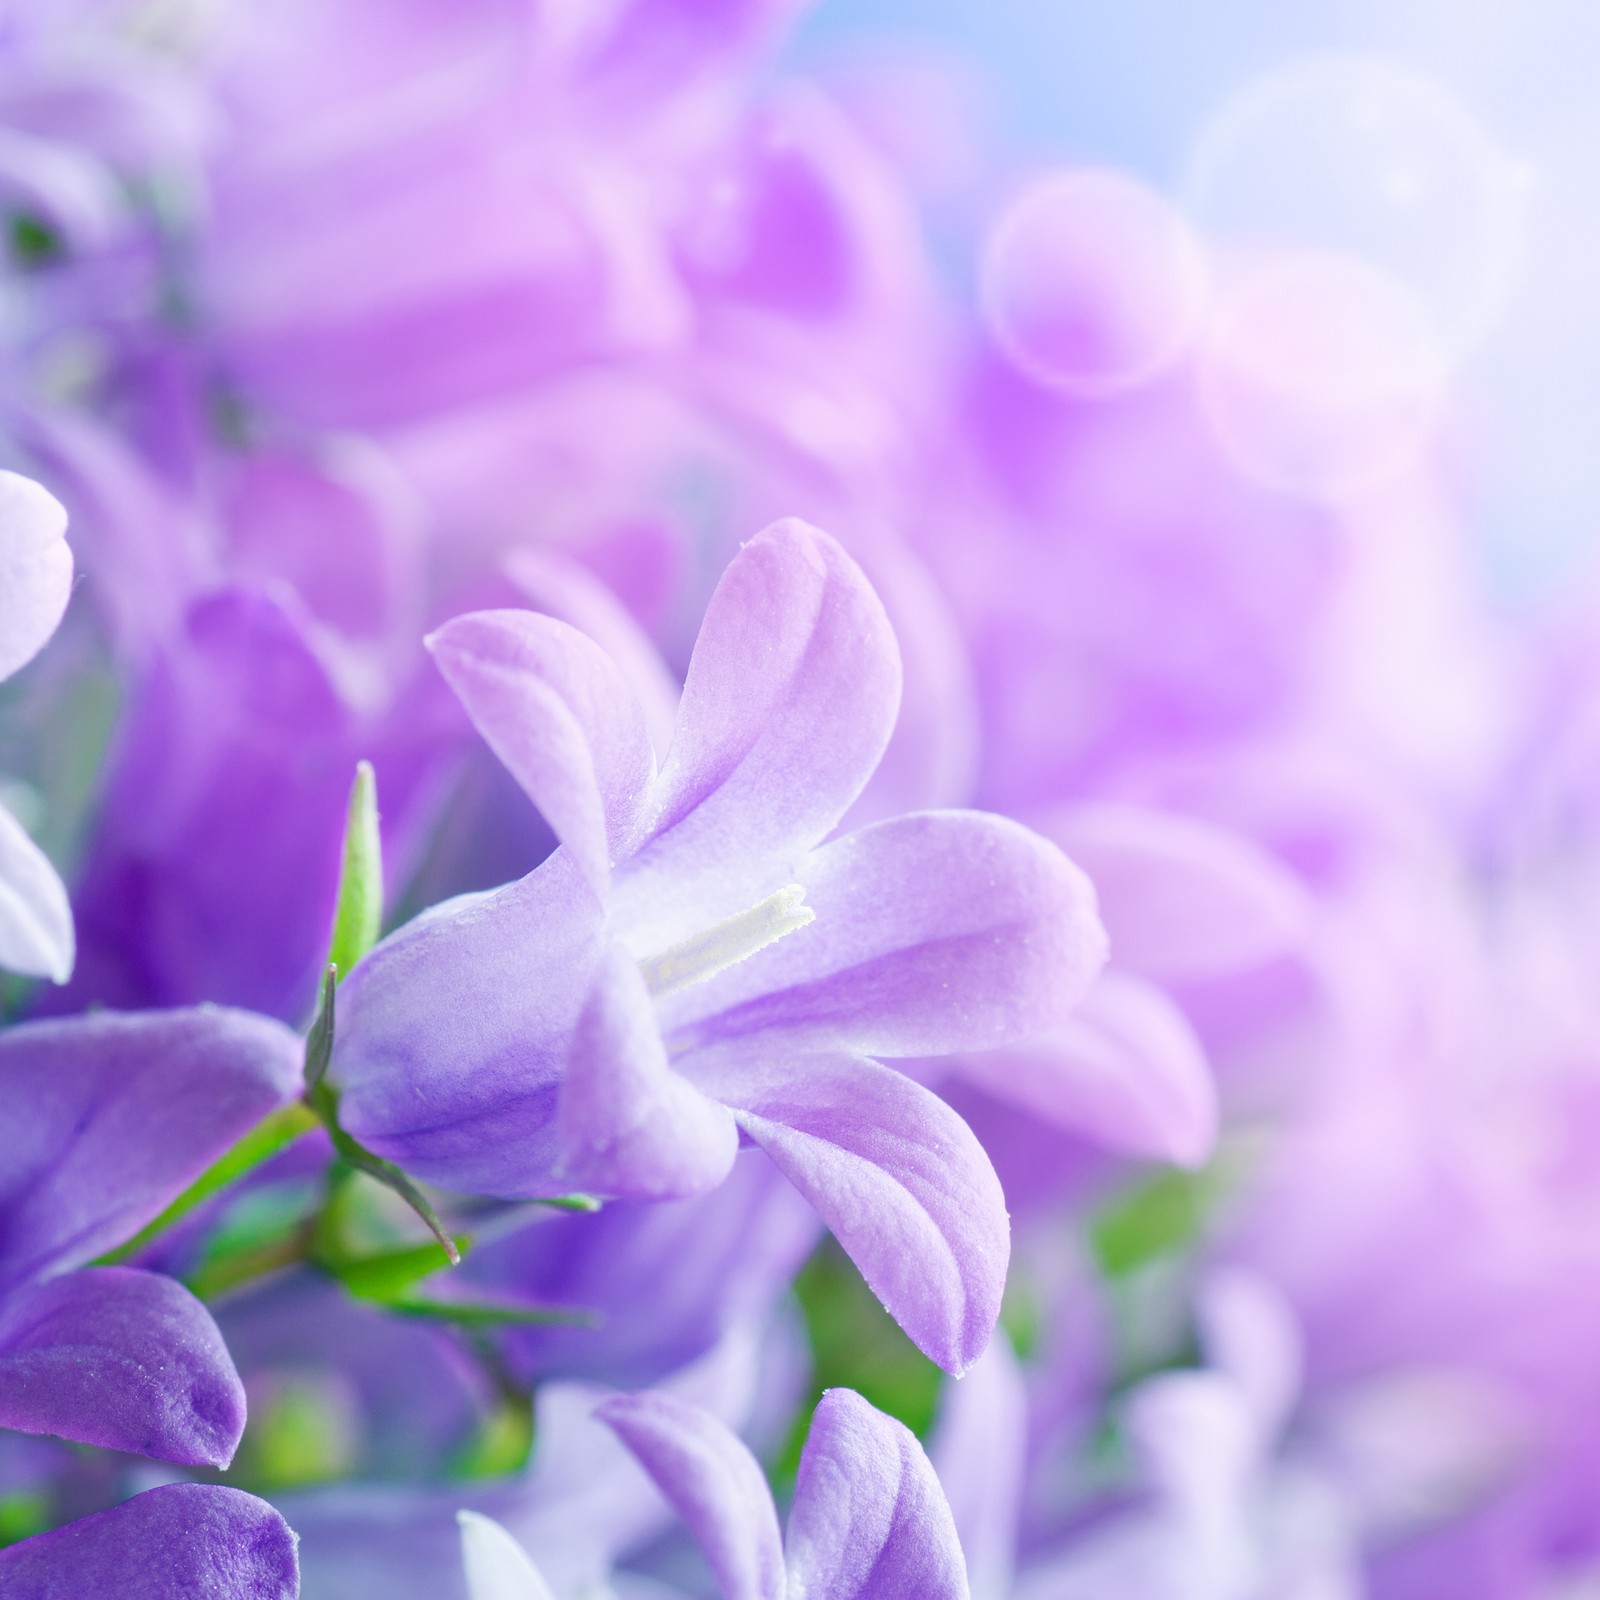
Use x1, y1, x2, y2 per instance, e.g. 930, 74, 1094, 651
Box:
0, 1267, 245, 1466
690, 1048, 1008, 1373
0, 800, 73, 983
504, 545, 679, 763
787, 1388, 970, 1600
662, 811, 1106, 1059
597, 1390, 786, 1600
950, 973, 1217, 1168
332, 854, 608, 1197
556, 942, 739, 1201
616, 519, 901, 950
0, 1007, 303, 1288
1046, 803, 1308, 982
0, 1482, 300, 1599
0, 469, 72, 684
458, 1511, 558, 1600
428, 608, 655, 893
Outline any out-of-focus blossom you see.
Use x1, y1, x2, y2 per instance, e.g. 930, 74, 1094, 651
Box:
0, 468, 73, 982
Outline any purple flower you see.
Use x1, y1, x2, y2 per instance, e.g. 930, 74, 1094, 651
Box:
332, 519, 1105, 1370
0, 1482, 299, 1599
599, 1385, 970, 1600
0, 469, 74, 983
0, 1006, 302, 1466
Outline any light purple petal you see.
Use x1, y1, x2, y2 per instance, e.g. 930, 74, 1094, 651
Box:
428, 609, 655, 893
504, 546, 679, 762
787, 1388, 970, 1600
556, 942, 739, 1201
616, 520, 901, 950
598, 1391, 786, 1600
662, 811, 1106, 1059
332, 854, 608, 1197
0, 1007, 304, 1287
690, 1049, 1008, 1373
1196, 1270, 1303, 1448
1047, 804, 1308, 983
930, 1340, 1026, 1600
950, 973, 1216, 1167
0, 1267, 244, 1466
0, 469, 72, 684
0, 800, 74, 983
0, 1482, 299, 1598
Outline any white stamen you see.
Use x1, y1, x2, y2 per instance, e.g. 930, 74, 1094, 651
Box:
638, 884, 815, 998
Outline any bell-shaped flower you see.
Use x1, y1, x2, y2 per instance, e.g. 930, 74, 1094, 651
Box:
0, 470, 75, 983
0, 1006, 303, 1467
332, 518, 1106, 1372
0, 1482, 300, 1599
456, 1387, 968, 1600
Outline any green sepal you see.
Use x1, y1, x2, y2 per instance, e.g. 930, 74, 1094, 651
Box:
326, 759, 383, 984
301, 967, 461, 1265
329, 1238, 470, 1304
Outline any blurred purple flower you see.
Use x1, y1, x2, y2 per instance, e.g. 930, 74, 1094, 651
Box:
0, 469, 74, 982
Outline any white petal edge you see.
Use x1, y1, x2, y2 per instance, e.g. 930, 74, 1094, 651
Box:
458, 1511, 559, 1600
0, 798, 73, 982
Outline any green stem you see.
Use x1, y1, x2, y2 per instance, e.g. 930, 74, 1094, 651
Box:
94, 1101, 321, 1267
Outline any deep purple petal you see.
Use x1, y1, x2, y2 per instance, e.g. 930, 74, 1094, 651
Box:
0, 1007, 303, 1287
787, 1388, 970, 1600
692, 1049, 1008, 1373
1046, 803, 1308, 982
556, 942, 739, 1200
662, 811, 1106, 1059
0, 1267, 245, 1466
615, 519, 901, 951
0, 469, 72, 683
0, 800, 74, 983
332, 854, 607, 1197
427, 609, 655, 893
950, 973, 1217, 1167
0, 1482, 299, 1598
598, 1390, 786, 1600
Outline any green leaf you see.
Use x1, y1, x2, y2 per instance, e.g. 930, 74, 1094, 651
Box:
322, 1128, 462, 1266
330, 1238, 470, 1304
8, 214, 63, 268
327, 759, 383, 984
386, 1295, 598, 1329
773, 1237, 944, 1489
452, 1394, 535, 1479
94, 1101, 320, 1267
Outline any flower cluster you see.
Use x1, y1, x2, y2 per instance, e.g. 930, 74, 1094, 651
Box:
0, 4, 1596, 1598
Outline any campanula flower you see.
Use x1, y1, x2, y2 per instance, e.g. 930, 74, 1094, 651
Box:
332, 519, 1106, 1371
